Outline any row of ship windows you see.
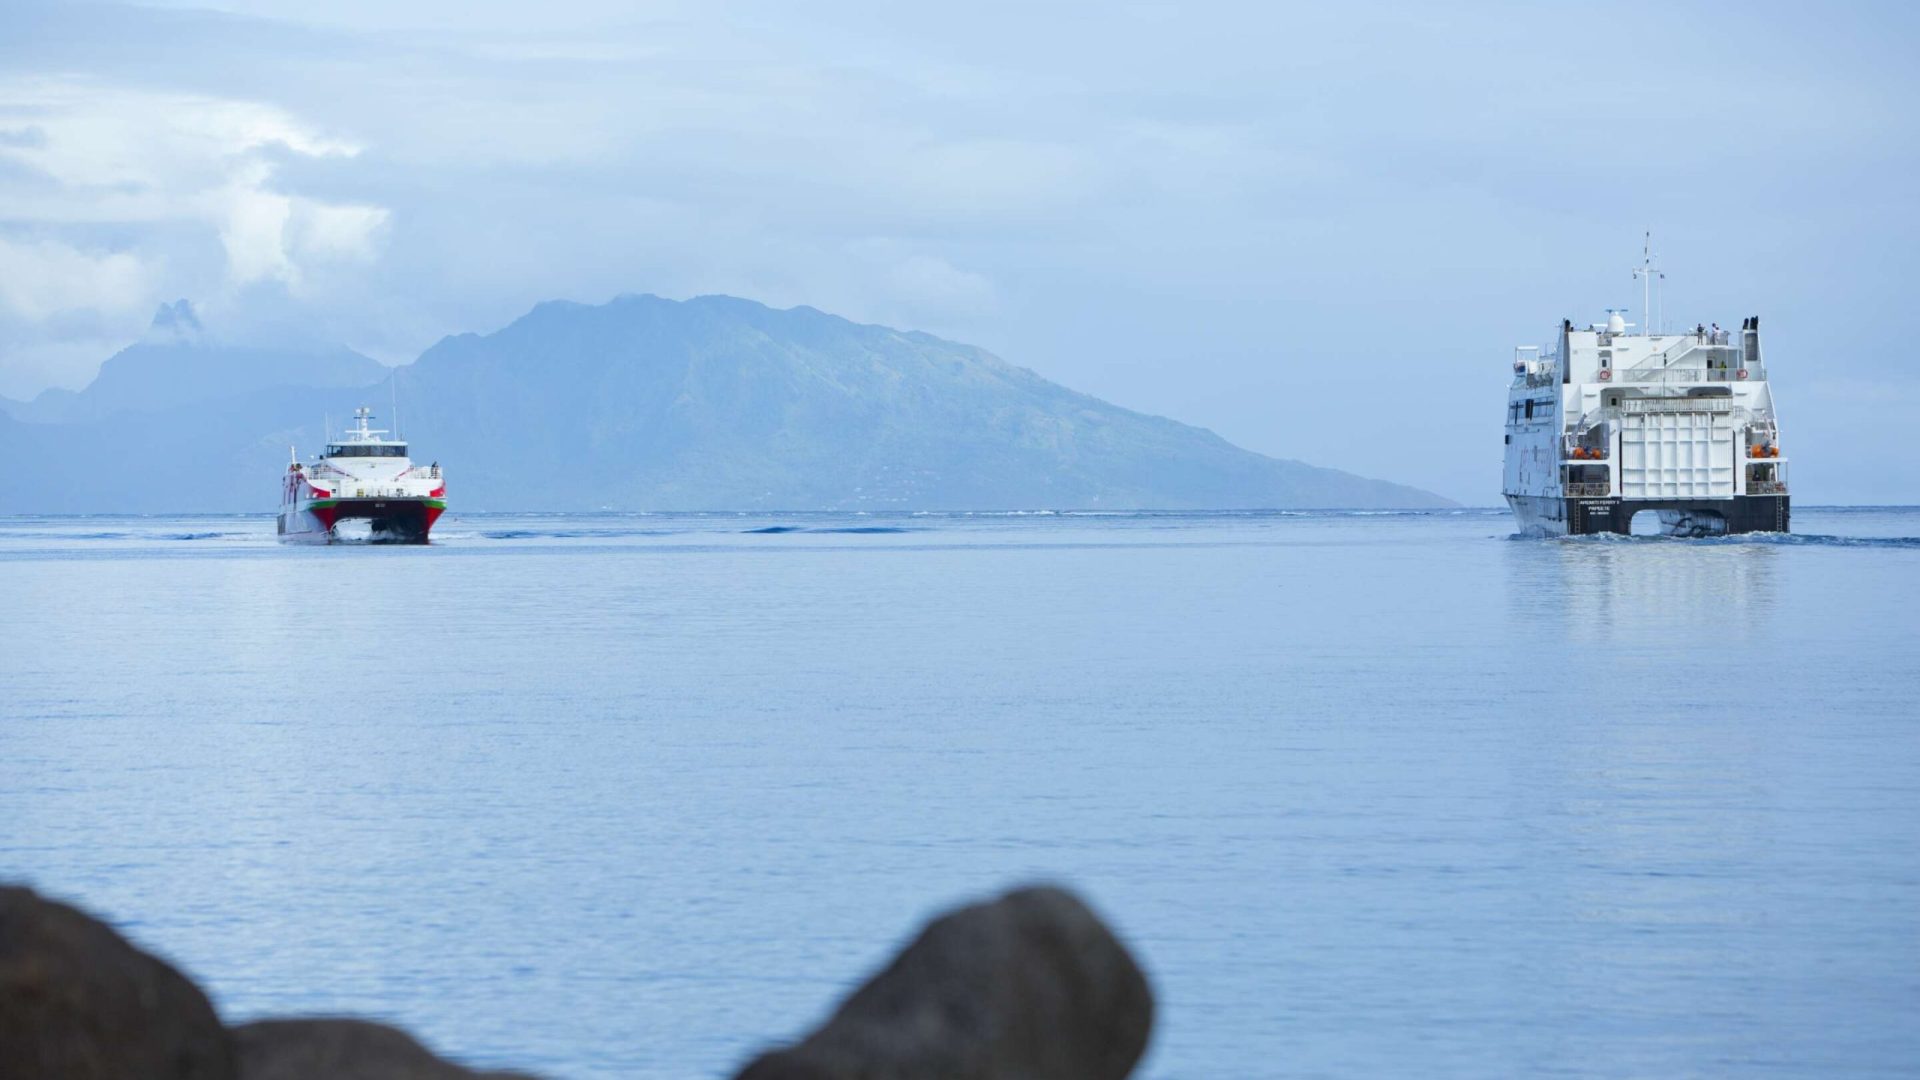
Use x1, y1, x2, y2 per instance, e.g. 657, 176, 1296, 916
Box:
325, 445, 409, 458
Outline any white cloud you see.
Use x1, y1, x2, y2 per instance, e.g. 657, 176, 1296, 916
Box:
0, 77, 388, 295
0, 236, 152, 321
212, 162, 296, 285
289, 200, 389, 263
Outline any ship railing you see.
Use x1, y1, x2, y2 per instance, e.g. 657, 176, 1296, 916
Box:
1613, 364, 1764, 385
1565, 482, 1611, 498
1630, 338, 1742, 370
401, 466, 443, 480
1748, 480, 1788, 495
1615, 397, 1747, 417
337, 483, 437, 499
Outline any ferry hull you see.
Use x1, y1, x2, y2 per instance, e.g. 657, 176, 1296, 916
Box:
1507, 493, 1788, 537
278, 498, 445, 545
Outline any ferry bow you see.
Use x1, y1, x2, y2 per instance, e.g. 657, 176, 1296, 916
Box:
279, 407, 446, 544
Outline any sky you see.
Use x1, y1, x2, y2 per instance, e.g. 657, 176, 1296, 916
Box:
2, 0, 1917, 504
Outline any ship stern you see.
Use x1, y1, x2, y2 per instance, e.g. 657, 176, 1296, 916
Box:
1563, 495, 1789, 536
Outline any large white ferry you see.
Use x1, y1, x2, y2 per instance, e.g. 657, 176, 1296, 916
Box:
279, 406, 446, 544
1503, 252, 1788, 537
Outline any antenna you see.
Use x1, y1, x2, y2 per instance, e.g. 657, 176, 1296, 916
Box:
390, 366, 400, 439
1632, 230, 1665, 335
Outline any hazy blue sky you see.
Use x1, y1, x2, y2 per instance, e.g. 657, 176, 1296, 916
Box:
3, 1, 1916, 502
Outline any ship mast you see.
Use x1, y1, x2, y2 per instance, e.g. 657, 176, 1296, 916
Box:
1633, 231, 1665, 335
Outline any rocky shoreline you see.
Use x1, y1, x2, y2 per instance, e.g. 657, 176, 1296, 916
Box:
0, 883, 1153, 1080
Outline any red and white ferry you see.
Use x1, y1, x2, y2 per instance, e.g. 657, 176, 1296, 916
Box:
279, 406, 446, 544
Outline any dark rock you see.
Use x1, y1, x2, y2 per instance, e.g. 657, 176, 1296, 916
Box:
0, 884, 234, 1080
734, 885, 1153, 1080
230, 1018, 543, 1080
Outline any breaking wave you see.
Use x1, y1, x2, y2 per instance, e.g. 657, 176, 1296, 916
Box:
478, 528, 674, 540
745, 525, 912, 535
1511, 531, 1920, 549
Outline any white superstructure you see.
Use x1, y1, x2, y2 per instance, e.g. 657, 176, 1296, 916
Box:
1503, 252, 1788, 536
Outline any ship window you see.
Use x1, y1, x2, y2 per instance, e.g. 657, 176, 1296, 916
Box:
1525, 400, 1534, 420
326, 444, 407, 458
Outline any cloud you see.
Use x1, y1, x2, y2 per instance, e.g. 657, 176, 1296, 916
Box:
0, 76, 388, 294
0, 234, 151, 325
289, 201, 388, 262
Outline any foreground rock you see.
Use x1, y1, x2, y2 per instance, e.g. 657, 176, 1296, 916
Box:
734, 885, 1153, 1080
2, 879, 1151, 1080
231, 1019, 541, 1080
0, 885, 234, 1080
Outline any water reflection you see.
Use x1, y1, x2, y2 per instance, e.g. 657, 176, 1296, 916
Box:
1505, 536, 1779, 647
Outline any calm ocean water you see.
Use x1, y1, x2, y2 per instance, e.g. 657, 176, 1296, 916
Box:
3, 508, 1918, 1078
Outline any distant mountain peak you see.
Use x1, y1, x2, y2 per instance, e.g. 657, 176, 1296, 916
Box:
1, 290, 1451, 511
146, 299, 204, 344
393, 291, 1453, 511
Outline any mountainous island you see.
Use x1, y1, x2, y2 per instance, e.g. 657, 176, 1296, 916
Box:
0, 295, 1450, 512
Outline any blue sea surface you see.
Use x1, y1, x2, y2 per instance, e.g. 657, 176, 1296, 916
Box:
3, 508, 1918, 1077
